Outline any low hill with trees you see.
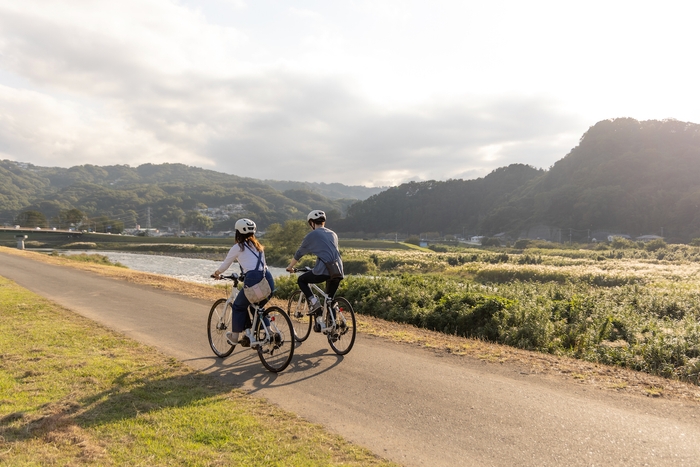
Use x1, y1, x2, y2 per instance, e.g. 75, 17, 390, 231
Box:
338, 118, 700, 243
0, 162, 358, 233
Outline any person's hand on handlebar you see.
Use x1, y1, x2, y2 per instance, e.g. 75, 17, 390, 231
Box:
211, 271, 221, 280
285, 259, 297, 273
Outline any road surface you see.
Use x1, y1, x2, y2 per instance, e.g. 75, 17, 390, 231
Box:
2, 251, 699, 466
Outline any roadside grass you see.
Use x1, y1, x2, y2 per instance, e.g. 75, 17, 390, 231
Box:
0, 276, 396, 466
48, 251, 127, 268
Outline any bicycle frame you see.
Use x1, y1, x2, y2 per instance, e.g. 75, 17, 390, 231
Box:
216, 274, 273, 347
297, 281, 341, 332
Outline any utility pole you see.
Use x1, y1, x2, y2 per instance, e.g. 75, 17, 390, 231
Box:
569, 228, 572, 244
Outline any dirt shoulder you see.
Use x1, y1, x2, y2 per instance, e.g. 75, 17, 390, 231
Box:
4, 247, 699, 404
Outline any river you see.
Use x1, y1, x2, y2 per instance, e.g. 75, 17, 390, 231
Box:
56, 250, 290, 285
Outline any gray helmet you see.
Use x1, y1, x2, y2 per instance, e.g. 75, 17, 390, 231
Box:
234, 218, 256, 235
307, 210, 326, 223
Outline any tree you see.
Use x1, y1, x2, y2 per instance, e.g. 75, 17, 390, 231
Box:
263, 220, 308, 257
53, 208, 86, 229
15, 210, 48, 228
183, 211, 214, 231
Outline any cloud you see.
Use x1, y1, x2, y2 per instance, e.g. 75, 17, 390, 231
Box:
0, 0, 587, 187
0, 85, 207, 166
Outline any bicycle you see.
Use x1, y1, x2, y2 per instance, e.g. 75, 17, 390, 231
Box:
207, 272, 294, 372
287, 267, 356, 355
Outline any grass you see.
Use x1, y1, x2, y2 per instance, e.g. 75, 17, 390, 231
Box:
48, 251, 127, 267
0, 276, 397, 466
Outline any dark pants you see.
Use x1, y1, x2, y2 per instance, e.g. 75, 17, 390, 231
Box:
298, 271, 341, 302
231, 269, 274, 332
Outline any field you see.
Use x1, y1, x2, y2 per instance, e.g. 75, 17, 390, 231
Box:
275, 242, 700, 385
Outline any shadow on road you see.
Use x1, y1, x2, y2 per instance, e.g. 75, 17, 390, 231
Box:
186, 340, 346, 394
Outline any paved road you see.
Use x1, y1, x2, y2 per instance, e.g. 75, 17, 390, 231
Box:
2, 250, 700, 466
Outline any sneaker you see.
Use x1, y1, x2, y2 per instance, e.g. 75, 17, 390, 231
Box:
225, 332, 237, 346
307, 300, 322, 316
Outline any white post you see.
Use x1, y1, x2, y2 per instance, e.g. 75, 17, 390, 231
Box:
15, 235, 27, 250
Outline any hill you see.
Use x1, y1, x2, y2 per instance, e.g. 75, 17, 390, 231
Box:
0, 162, 365, 232
263, 180, 385, 201
5, 118, 700, 241
338, 118, 700, 243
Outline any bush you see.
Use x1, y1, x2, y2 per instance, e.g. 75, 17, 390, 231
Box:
513, 239, 530, 249
342, 259, 377, 275
644, 239, 667, 252
611, 238, 638, 249
481, 237, 501, 247
404, 236, 421, 245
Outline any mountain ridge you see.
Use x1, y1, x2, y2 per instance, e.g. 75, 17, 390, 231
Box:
3, 118, 700, 242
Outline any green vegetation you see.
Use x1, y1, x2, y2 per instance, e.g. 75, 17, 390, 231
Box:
0, 276, 395, 466
273, 242, 700, 385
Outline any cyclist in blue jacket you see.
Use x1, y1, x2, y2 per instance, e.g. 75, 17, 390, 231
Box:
286, 210, 344, 313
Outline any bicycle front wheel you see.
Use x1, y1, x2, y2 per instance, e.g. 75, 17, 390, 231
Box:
207, 298, 235, 358
327, 297, 356, 355
287, 290, 312, 342
256, 306, 295, 373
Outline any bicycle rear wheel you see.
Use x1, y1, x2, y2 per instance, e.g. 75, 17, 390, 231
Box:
207, 298, 235, 357
287, 290, 312, 342
256, 306, 295, 372
327, 297, 356, 355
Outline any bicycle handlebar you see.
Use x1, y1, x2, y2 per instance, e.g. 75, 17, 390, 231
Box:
292, 266, 312, 273
210, 272, 245, 284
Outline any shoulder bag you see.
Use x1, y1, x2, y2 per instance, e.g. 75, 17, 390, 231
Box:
243, 245, 272, 303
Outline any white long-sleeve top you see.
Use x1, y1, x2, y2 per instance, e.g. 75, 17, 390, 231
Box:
215, 242, 266, 274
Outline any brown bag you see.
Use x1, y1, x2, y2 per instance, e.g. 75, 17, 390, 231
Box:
243, 276, 272, 303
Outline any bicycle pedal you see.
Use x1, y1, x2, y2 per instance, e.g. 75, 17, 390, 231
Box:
239, 335, 251, 347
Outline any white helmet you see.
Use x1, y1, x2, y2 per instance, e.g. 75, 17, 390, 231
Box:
307, 210, 326, 223
234, 218, 256, 235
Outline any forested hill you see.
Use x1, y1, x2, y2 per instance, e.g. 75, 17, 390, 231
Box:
337, 119, 700, 242
0, 162, 361, 231
336, 164, 544, 236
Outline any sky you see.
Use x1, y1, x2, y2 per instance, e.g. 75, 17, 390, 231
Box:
0, 0, 698, 187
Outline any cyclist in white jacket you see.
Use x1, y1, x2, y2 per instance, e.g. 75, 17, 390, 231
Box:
213, 218, 274, 346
